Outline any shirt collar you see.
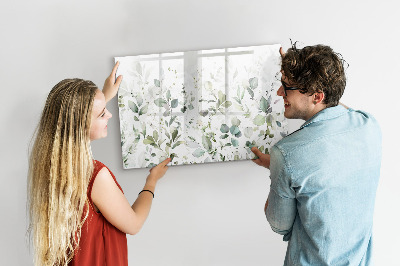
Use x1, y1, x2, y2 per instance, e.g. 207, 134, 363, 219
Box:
300, 105, 349, 129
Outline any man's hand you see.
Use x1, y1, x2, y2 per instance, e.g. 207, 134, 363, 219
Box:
251, 147, 271, 169
103, 61, 123, 103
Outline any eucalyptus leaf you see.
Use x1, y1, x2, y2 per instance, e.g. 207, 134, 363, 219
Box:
202, 135, 212, 151
188, 103, 194, 110
266, 114, 273, 125
199, 110, 209, 117
139, 104, 148, 115
231, 138, 239, 147
171, 99, 178, 108
220, 124, 229, 133
234, 131, 242, 138
169, 115, 177, 125
166, 90, 171, 101
128, 100, 138, 113
247, 87, 254, 98
230, 125, 240, 135
253, 114, 265, 126
172, 141, 185, 149
224, 101, 232, 108
143, 139, 154, 145
137, 94, 143, 107
172, 129, 178, 142
260, 96, 269, 113
244, 127, 253, 138
276, 121, 282, 127
134, 116, 139, 121
153, 130, 158, 141
220, 134, 229, 139
154, 98, 167, 107
192, 148, 205, 158
249, 77, 258, 89
154, 79, 161, 87
231, 117, 241, 126
218, 90, 226, 103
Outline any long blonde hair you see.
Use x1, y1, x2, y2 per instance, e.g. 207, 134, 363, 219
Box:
28, 79, 98, 265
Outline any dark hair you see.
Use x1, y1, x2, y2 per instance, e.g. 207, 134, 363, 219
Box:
281, 42, 348, 107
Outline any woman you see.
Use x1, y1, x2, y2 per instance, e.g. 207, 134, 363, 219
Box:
27, 62, 170, 266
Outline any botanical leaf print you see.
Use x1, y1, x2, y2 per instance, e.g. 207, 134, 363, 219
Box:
115, 44, 288, 168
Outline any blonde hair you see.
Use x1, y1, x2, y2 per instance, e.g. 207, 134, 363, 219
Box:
28, 79, 98, 265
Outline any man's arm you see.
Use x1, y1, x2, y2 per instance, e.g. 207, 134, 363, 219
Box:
265, 146, 297, 240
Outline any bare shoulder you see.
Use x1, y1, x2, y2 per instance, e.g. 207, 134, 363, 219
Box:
91, 167, 120, 202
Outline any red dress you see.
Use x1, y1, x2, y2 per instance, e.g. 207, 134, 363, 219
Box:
69, 160, 128, 266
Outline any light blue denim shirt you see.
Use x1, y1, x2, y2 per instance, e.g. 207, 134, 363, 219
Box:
266, 105, 382, 266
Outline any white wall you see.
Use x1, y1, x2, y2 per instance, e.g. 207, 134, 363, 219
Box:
1, 0, 399, 265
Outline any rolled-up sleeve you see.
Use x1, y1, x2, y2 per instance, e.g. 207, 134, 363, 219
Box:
266, 146, 297, 241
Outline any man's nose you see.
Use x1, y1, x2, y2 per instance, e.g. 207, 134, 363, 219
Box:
277, 85, 284, 96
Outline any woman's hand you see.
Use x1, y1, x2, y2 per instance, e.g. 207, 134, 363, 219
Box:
251, 147, 271, 169
146, 158, 171, 186
103, 61, 123, 103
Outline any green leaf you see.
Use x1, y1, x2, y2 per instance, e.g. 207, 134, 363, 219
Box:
234, 131, 242, 138
202, 135, 212, 151
231, 117, 241, 126
134, 116, 139, 121
247, 87, 254, 98
153, 130, 158, 141
249, 77, 258, 89
143, 139, 154, 145
224, 101, 232, 108
230, 125, 240, 135
154, 79, 161, 87
188, 103, 194, 110
276, 121, 282, 127
218, 90, 226, 103
266, 114, 273, 125
166, 90, 171, 101
244, 127, 253, 138
171, 99, 178, 108
139, 104, 148, 115
154, 98, 167, 107
220, 124, 229, 133
220, 134, 229, 139
231, 138, 239, 147
253, 114, 265, 126
171, 129, 178, 142
172, 141, 185, 149
199, 110, 209, 117
260, 96, 269, 113
192, 148, 205, 158
128, 100, 138, 113
137, 94, 143, 107
169, 115, 177, 125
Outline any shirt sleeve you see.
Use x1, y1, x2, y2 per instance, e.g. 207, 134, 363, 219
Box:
266, 145, 297, 241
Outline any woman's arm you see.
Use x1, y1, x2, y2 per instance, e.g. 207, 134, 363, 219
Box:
91, 158, 170, 235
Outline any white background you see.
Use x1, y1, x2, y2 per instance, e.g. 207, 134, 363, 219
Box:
0, 1, 399, 265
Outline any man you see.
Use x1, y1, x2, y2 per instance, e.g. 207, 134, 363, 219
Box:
251, 44, 381, 265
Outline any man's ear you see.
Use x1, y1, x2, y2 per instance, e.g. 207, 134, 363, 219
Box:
313, 92, 325, 104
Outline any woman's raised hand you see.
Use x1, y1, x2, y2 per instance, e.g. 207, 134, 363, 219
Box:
147, 158, 171, 185
103, 61, 123, 103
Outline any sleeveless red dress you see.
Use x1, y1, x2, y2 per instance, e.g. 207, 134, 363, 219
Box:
69, 160, 128, 266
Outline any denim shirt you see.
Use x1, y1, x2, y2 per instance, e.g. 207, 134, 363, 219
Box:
266, 105, 382, 266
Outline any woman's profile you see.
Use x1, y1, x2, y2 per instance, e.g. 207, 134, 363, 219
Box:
27, 62, 170, 266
